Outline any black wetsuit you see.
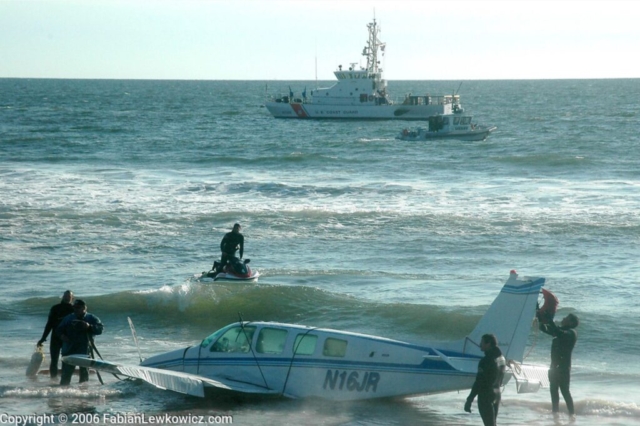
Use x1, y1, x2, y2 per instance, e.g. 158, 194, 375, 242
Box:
218, 231, 244, 271
540, 321, 577, 415
39, 302, 74, 377
57, 312, 104, 385
466, 346, 506, 426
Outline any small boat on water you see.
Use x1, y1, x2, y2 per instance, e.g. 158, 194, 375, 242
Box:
398, 113, 496, 141
265, 19, 463, 120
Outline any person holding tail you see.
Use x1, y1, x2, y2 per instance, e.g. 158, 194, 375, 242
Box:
56, 299, 103, 385
539, 313, 579, 418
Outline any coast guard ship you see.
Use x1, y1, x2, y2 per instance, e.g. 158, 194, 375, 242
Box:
265, 19, 462, 120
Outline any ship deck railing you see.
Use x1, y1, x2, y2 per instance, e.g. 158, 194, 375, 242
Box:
399, 95, 460, 106
267, 94, 460, 107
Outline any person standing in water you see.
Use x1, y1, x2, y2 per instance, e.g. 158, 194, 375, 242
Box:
57, 299, 103, 385
539, 313, 579, 418
37, 290, 74, 378
464, 333, 506, 426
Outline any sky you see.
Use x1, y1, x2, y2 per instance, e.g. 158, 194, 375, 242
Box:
1, 0, 639, 80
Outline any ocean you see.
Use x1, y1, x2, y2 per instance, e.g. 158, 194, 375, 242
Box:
1, 78, 639, 425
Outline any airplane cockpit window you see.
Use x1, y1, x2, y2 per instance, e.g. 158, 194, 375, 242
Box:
200, 324, 233, 348
210, 326, 256, 353
256, 328, 288, 354
293, 334, 318, 355
323, 338, 347, 357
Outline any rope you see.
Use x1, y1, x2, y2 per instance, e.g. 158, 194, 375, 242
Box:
281, 328, 317, 397
522, 318, 539, 361
240, 321, 270, 390
89, 335, 128, 383
88, 337, 104, 385
506, 359, 522, 375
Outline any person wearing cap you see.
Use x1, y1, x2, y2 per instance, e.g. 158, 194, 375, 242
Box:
214, 223, 244, 274
37, 290, 74, 378
56, 299, 103, 385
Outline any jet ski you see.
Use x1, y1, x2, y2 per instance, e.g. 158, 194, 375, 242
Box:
201, 257, 260, 282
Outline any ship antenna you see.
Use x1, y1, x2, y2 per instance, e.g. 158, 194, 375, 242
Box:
364, 15, 382, 75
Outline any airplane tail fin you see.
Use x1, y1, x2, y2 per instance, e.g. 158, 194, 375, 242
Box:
463, 270, 544, 362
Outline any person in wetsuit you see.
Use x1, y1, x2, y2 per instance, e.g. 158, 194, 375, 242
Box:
57, 299, 103, 385
214, 223, 244, 273
37, 290, 74, 378
464, 333, 506, 426
539, 313, 579, 417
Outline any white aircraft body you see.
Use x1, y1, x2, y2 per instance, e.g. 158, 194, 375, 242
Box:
64, 271, 549, 400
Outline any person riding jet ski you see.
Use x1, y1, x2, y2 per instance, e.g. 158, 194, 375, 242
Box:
213, 223, 244, 274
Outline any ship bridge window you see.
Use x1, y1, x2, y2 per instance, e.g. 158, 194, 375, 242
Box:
293, 334, 318, 355
461, 117, 472, 125
256, 328, 288, 354
210, 326, 256, 353
454, 117, 461, 125
442, 117, 450, 125
323, 338, 348, 358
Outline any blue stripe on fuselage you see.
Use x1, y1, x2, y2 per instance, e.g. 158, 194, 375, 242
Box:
143, 353, 478, 376
501, 278, 544, 295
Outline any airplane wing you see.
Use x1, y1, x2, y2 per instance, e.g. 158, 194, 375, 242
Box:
62, 355, 280, 398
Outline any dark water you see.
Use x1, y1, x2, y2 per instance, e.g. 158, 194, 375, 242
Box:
1, 78, 639, 425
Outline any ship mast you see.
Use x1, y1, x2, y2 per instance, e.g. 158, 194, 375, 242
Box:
363, 19, 383, 75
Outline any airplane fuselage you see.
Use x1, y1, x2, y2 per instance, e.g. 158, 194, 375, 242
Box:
141, 321, 481, 400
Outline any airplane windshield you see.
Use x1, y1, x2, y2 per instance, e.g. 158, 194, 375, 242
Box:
210, 326, 256, 353
200, 325, 233, 348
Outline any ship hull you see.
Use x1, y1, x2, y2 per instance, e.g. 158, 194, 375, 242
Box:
399, 126, 497, 142
265, 102, 449, 120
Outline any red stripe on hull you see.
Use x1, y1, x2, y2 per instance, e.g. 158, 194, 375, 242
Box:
290, 103, 308, 118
